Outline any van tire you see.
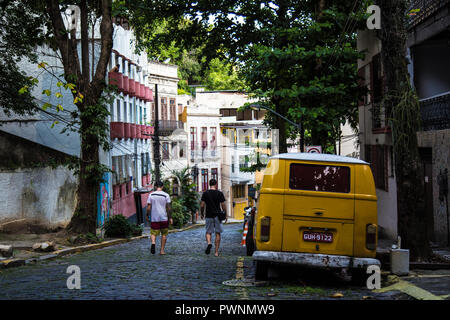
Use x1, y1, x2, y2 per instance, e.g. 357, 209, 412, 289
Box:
246, 234, 255, 256
255, 261, 269, 280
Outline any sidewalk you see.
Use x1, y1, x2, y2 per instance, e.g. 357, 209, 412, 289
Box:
375, 240, 450, 300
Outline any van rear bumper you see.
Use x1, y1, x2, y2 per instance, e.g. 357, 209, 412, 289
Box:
253, 251, 380, 269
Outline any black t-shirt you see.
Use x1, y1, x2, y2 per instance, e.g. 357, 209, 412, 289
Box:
201, 189, 226, 218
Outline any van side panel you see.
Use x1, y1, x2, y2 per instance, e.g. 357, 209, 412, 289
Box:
353, 165, 378, 258
255, 159, 285, 252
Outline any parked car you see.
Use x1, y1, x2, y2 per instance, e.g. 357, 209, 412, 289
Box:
253, 153, 380, 283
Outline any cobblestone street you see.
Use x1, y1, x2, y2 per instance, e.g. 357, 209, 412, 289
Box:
0, 224, 408, 300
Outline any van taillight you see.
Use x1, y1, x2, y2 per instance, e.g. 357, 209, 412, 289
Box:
260, 217, 271, 242
366, 224, 377, 250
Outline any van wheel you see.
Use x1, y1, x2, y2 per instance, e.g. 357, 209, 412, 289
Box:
350, 269, 368, 286
255, 261, 268, 280
246, 234, 255, 256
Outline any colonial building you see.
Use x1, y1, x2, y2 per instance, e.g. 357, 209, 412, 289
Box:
146, 61, 188, 181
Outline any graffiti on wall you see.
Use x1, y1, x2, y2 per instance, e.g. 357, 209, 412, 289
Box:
97, 173, 110, 227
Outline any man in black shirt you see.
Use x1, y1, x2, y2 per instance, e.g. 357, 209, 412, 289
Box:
200, 179, 226, 256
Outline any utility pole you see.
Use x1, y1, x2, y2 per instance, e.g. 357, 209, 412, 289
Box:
153, 84, 161, 184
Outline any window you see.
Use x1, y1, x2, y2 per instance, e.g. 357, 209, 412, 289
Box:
161, 98, 167, 121
220, 108, 237, 117
289, 163, 350, 193
210, 127, 217, 156
239, 155, 249, 170
190, 127, 197, 149
171, 142, 177, 159
151, 103, 155, 123
116, 100, 121, 122
170, 99, 176, 120
162, 143, 169, 160
123, 102, 127, 122
365, 144, 388, 190
201, 127, 207, 148
211, 168, 218, 182
179, 141, 186, 158
232, 185, 245, 198
139, 106, 143, 125
201, 169, 208, 192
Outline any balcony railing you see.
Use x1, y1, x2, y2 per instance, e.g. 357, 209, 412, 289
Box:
371, 102, 391, 133
407, 0, 449, 29
156, 120, 184, 136
108, 72, 153, 102
189, 143, 219, 162
110, 122, 154, 140
420, 91, 450, 131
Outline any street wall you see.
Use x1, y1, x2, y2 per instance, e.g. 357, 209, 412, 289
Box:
417, 129, 450, 245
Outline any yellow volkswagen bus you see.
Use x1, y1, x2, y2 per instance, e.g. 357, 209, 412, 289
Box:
253, 153, 380, 281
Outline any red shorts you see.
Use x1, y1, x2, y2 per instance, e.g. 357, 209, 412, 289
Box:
151, 221, 169, 230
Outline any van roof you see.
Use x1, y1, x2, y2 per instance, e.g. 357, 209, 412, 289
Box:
270, 153, 369, 165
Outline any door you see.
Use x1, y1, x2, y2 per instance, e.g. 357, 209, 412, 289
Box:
282, 161, 355, 256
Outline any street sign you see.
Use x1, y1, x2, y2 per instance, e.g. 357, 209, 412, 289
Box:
306, 146, 322, 154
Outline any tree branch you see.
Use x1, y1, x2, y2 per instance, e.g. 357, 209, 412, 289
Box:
91, 0, 113, 98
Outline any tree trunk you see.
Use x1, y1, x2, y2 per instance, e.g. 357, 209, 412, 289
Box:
47, 0, 113, 234
376, 0, 431, 260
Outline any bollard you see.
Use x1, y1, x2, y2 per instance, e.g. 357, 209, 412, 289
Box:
390, 248, 409, 276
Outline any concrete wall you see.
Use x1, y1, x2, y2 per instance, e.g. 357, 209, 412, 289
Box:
0, 167, 77, 228
417, 129, 450, 245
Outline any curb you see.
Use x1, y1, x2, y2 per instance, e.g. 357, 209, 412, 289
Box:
0, 221, 241, 270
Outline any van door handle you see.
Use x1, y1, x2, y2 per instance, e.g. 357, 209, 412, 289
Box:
314, 212, 324, 216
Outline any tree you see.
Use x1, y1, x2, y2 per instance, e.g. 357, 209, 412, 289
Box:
25, 0, 114, 234
0, 0, 46, 116
376, 0, 431, 260
127, 0, 366, 153
172, 167, 200, 224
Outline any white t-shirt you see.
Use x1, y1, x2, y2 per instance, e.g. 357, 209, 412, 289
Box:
147, 190, 171, 222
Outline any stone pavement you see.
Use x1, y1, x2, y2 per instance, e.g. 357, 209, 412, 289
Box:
0, 224, 397, 300
0, 223, 448, 300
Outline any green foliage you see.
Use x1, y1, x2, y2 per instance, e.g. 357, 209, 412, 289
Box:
0, 1, 46, 117
128, 0, 368, 151
104, 214, 133, 238
171, 167, 200, 221
171, 198, 191, 229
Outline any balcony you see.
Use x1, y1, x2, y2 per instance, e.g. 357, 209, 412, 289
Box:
108, 72, 123, 89
371, 102, 391, 134
130, 123, 137, 139
420, 91, 450, 131
129, 78, 136, 96
110, 122, 125, 139
407, 0, 449, 29
122, 75, 129, 94
189, 143, 219, 162
139, 84, 146, 100
124, 123, 131, 139
156, 120, 184, 136
145, 87, 153, 102
135, 81, 140, 98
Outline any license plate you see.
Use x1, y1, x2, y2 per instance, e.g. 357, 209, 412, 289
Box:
303, 231, 333, 243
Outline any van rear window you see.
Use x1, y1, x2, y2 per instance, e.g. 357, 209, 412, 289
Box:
289, 163, 350, 193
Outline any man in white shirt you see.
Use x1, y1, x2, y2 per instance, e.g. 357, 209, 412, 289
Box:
146, 181, 172, 255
